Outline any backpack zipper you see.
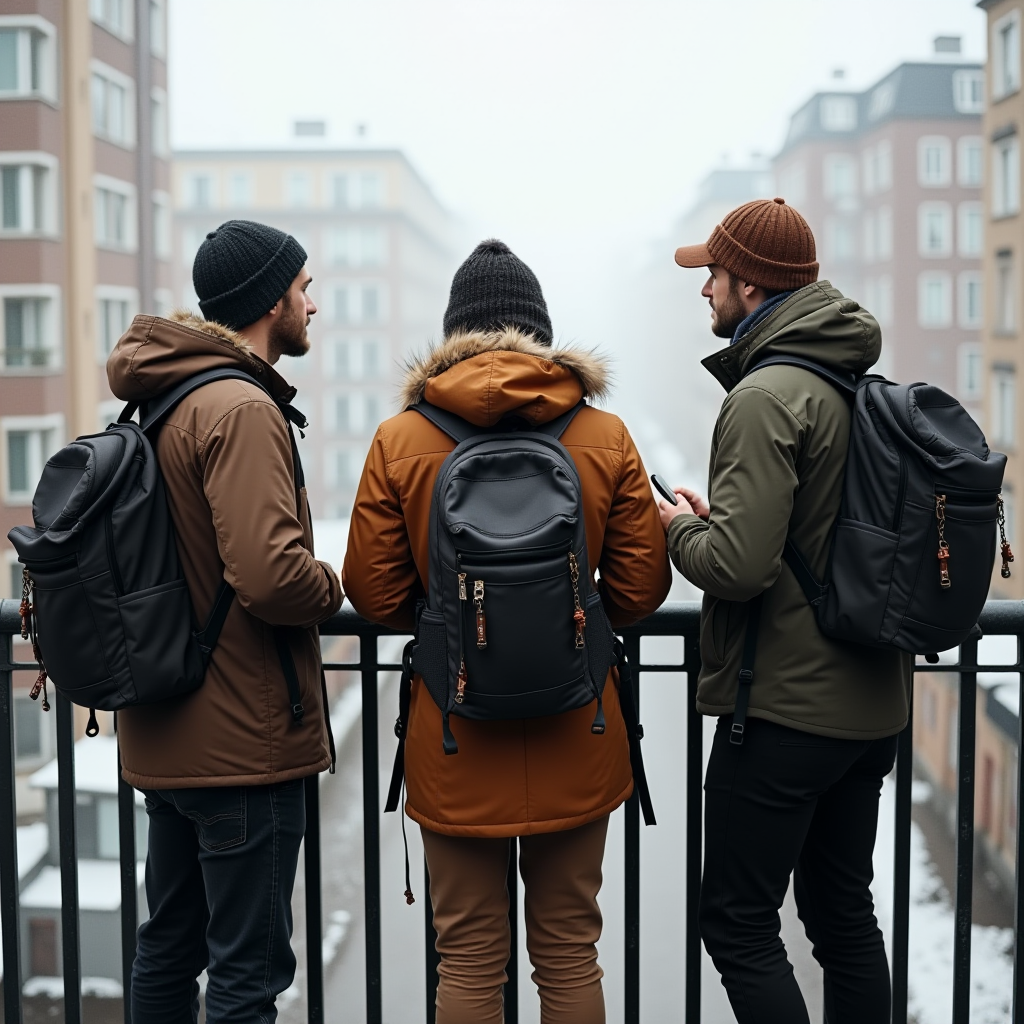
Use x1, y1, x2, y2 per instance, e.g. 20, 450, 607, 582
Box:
456, 559, 467, 703
104, 510, 125, 596
473, 580, 487, 648
935, 494, 951, 589
569, 551, 586, 648
998, 497, 1015, 579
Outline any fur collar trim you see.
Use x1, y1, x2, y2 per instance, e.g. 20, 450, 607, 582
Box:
399, 328, 611, 410
169, 309, 253, 354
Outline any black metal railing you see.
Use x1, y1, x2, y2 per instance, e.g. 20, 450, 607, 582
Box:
0, 598, 1021, 1023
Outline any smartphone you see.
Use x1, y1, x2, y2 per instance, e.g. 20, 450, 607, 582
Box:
651, 474, 678, 506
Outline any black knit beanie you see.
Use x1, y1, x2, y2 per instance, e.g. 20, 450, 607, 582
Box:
193, 220, 307, 331
442, 239, 553, 345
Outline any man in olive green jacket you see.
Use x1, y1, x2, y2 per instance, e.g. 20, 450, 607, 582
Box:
663, 198, 911, 1024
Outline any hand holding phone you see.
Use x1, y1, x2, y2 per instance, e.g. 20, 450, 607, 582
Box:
651, 474, 678, 506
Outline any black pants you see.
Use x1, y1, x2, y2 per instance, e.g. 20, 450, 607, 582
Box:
131, 779, 306, 1024
700, 715, 897, 1024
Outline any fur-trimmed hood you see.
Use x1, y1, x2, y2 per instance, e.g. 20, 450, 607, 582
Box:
107, 310, 292, 403
399, 328, 611, 428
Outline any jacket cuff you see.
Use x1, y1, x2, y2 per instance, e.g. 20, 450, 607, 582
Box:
666, 514, 706, 574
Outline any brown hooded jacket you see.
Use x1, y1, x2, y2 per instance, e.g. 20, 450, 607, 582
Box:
342, 329, 672, 837
107, 312, 343, 789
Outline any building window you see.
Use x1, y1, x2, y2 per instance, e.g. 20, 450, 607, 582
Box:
958, 343, 983, 402
875, 205, 893, 261
0, 16, 57, 103
958, 271, 983, 329
330, 173, 349, 208
185, 173, 216, 209
332, 284, 387, 324
955, 136, 983, 188
824, 217, 856, 261
2, 415, 62, 503
993, 9, 1022, 101
997, 253, 1016, 333
149, 0, 166, 57
953, 69, 985, 114
868, 80, 896, 121
819, 95, 857, 132
918, 272, 953, 328
94, 176, 137, 252
95, 287, 138, 361
862, 144, 893, 196
0, 287, 61, 371
91, 61, 135, 149
326, 337, 382, 380
285, 172, 311, 208
89, 0, 133, 40
822, 154, 857, 200
918, 202, 953, 257
918, 136, 952, 187
992, 367, 1016, 448
0, 154, 57, 236
227, 172, 253, 208
153, 190, 171, 260
151, 88, 169, 156
325, 226, 388, 268
775, 161, 806, 205
957, 202, 983, 258
359, 173, 383, 208
362, 285, 380, 323
992, 135, 1021, 217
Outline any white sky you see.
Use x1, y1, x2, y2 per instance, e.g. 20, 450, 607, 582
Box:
169, 0, 987, 345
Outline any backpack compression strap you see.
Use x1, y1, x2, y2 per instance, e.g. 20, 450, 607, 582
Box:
748, 354, 858, 395
613, 638, 656, 825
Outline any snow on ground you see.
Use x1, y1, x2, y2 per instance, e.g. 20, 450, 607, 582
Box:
873, 777, 1014, 1024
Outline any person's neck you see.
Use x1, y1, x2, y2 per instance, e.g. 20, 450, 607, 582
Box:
237, 323, 277, 364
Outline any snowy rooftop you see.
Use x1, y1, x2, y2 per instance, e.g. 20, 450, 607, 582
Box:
19, 859, 144, 912
29, 735, 142, 803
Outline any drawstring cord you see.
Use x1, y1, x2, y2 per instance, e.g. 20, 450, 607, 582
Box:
400, 781, 415, 905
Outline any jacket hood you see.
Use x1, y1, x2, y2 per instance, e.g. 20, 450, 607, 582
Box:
702, 281, 882, 392
107, 311, 294, 403
399, 327, 612, 427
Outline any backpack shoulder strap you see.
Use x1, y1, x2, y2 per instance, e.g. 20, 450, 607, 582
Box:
534, 399, 587, 440
123, 368, 268, 433
748, 355, 858, 396
411, 401, 479, 444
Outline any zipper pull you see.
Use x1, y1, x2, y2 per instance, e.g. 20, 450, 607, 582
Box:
456, 658, 468, 703
569, 552, 586, 648
19, 567, 31, 640
458, 572, 467, 601
998, 497, 1014, 579
473, 580, 487, 649
936, 494, 951, 589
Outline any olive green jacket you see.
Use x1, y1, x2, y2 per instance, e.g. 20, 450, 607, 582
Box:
667, 281, 912, 739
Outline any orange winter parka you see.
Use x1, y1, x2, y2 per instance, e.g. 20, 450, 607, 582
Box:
342, 329, 672, 838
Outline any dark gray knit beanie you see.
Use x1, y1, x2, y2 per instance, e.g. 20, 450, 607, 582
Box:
443, 239, 553, 345
193, 220, 307, 331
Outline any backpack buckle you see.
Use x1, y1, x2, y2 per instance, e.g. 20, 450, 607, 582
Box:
291, 703, 305, 724
738, 669, 753, 683
729, 721, 745, 745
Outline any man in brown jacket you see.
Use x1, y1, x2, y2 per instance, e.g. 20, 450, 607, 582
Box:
107, 220, 343, 1024
344, 240, 671, 1024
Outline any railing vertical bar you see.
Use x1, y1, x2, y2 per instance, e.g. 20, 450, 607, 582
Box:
623, 633, 641, 1024
116, 737, 137, 1023
504, 841, 518, 1024
424, 857, 439, 1024
890, 697, 913, 1024
684, 631, 702, 1024
304, 774, 324, 1024
0, 619, 23, 1024
1012, 633, 1022, 1024
56, 693, 82, 1024
952, 636, 978, 1024
361, 633, 383, 1024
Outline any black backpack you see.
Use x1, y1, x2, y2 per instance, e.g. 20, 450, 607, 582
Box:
384, 400, 655, 826
8, 368, 310, 734
730, 356, 1009, 744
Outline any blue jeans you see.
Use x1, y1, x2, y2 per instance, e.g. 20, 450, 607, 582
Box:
131, 779, 307, 1024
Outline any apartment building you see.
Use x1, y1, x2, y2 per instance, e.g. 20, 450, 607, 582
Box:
773, 43, 985, 420
172, 147, 455, 519
980, 1, 1024, 600
0, 0, 171, 808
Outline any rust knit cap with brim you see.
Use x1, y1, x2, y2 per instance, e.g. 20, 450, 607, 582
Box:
674, 197, 819, 291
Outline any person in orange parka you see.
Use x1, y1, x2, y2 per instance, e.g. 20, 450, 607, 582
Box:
343, 239, 671, 1024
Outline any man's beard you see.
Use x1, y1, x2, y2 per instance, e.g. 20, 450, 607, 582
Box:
269, 295, 310, 359
710, 278, 748, 339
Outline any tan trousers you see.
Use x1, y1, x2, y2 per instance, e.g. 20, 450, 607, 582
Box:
421, 816, 609, 1024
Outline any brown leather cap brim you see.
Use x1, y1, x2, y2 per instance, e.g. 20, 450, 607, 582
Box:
674, 243, 713, 268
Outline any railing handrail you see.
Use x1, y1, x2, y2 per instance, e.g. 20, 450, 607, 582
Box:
0, 598, 1021, 1024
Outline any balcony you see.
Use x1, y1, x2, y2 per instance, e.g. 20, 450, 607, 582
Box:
0, 599, 1020, 1023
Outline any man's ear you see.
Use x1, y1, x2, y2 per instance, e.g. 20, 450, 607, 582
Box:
741, 281, 760, 299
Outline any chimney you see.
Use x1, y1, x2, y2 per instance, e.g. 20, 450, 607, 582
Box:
934, 35, 962, 55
